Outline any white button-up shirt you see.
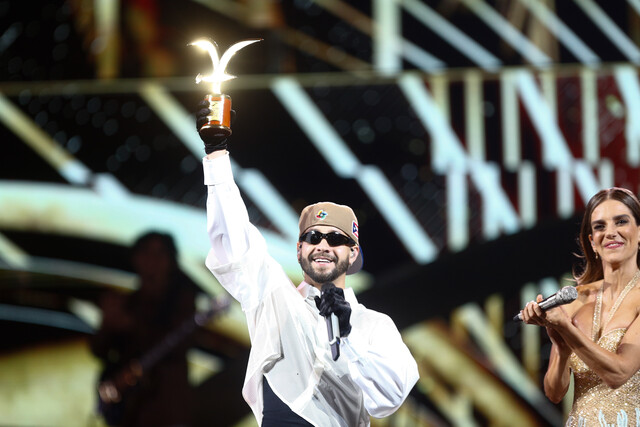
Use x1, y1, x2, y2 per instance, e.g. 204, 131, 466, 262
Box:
203, 153, 419, 426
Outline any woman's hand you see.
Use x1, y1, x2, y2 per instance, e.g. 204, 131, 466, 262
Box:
519, 294, 575, 402
521, 294, 572, 355
521, 294, 547, 326
521, 294, 570, 328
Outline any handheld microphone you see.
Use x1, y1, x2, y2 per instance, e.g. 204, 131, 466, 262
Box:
320, 283, 341, 361
513, 286, 578, 322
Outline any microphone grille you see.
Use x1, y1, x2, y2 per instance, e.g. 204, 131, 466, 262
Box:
558, 286, 578, 303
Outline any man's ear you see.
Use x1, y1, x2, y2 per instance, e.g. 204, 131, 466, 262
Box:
349, 246, 359, 261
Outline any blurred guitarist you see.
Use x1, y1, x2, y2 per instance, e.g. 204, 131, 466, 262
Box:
90, 231, 198, 427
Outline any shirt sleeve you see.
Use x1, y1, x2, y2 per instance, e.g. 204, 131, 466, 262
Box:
340, 310, 419, 418
202, 154, 286, 312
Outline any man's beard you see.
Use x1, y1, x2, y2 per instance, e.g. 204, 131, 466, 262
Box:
299, 252, 350, 284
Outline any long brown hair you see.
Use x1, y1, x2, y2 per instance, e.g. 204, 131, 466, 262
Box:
574, 187, 640, 285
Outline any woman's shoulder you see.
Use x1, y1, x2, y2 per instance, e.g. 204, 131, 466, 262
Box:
555, 281, 600, 317
575, 280, 602, 299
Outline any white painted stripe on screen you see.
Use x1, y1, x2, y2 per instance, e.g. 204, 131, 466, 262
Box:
59, 160, 92, 186
402, 0, 502, 71
574, 0, 640, 64
398, 75, 466, 174
358, 166, 438, 262
272, 77, 438, 263
447, 170, 469, 251
573, 160, 603, 202
581, 68, 599, 164
516, 71, 601, 214
373, 0, 402, 74
465, 70, 485, 162
541, 71, 557, 118
455, 303, 562, 426
613, 66, 640, 167
92, 173, 130, 200
478, 162, 520, 240
515, 71, 572, 169
517, 0, 600, 65
0, 94, 92, 185
629, 0, 640, 16
556, 167, 574, 218
0, 233, 28, 269
539, 277, 560, 300
399, 74, 521, 240
0, 304, 94, 333
139, 83, 300, 242
501, 71, 521, 171
518, 162, 537, 229
401, 39, 447, 71
599, 159, 614, 188
459, 0, 551, 66
429, 74, 451, 123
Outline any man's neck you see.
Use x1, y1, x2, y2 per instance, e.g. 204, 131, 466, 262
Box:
305, 277, 347, 290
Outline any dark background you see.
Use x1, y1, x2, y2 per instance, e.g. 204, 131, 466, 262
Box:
1, 1, 638, 426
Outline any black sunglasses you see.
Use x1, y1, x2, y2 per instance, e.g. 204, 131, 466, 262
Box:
299, 230, 355, 247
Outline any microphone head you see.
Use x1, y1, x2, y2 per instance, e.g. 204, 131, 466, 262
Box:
557, 286, 578, 303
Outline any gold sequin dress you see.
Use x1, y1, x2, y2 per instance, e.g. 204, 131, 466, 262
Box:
567, 328, 640, 426
566, 272, 640, 426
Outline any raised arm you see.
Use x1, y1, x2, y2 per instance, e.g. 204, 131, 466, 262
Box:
203, 150, 286, 312
203, 150, 251, 265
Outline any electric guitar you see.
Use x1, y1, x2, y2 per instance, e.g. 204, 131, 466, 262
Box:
96, 296, 230, 425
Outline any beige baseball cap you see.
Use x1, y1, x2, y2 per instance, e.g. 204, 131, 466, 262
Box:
298, 201, 363, 275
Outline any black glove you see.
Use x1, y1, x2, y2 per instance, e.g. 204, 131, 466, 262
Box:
196, 99, 236, 154
314, 283, 352, 337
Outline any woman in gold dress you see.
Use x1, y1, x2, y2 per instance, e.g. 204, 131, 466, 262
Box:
520, 187, 640, 426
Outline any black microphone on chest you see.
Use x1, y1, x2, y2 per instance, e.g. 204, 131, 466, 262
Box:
320, 283, 341, 361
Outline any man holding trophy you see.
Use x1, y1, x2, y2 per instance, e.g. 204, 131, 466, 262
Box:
193, 38, 419, 426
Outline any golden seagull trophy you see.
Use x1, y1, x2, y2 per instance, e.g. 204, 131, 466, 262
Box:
189, 37, 262, 138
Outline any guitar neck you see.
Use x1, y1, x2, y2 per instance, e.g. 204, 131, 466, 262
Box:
137, 313, 201, 371
129, 297, 230, 373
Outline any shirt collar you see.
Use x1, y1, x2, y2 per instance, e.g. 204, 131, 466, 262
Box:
297, 281, 358, 305
297, 281, 320, 299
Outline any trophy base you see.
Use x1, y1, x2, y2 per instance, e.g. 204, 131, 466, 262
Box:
200, 124, 232, 139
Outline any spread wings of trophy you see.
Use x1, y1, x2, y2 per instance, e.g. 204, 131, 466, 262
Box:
189, 37, 262, 138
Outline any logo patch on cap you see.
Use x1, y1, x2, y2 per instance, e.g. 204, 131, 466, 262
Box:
316, 210, 328, 220
352, 221, 359, 239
